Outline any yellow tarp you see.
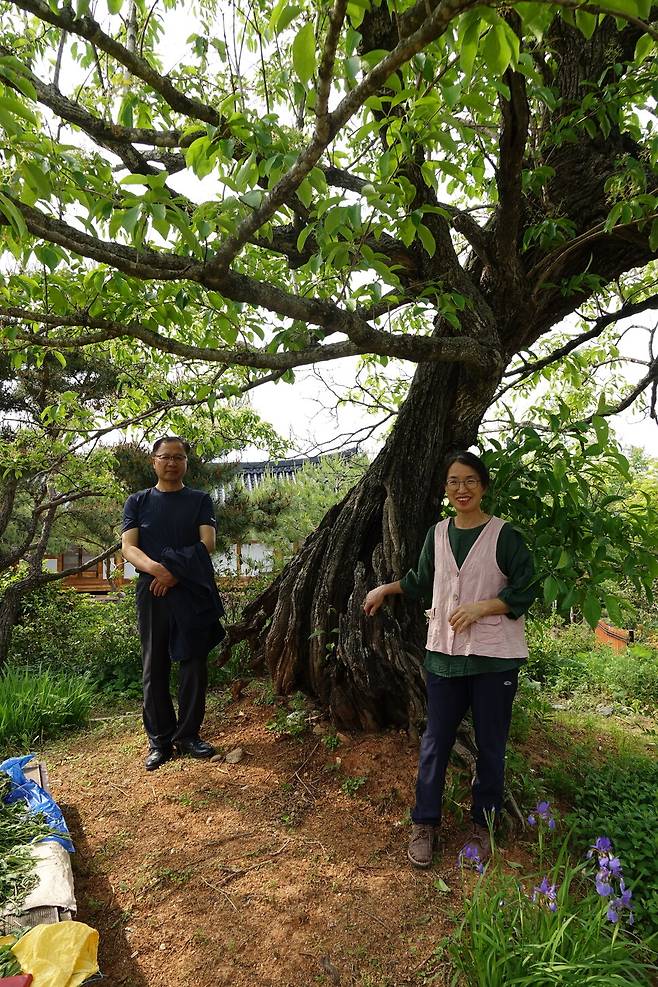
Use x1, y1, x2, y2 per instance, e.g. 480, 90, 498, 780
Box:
5, 922, 99, 987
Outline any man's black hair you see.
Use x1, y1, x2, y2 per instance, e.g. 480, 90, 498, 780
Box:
442, 450, 489, 488
152, 435, 191, 455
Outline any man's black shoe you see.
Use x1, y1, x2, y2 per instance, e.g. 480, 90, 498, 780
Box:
145, 747, 173, 771
175, 737, 216, 759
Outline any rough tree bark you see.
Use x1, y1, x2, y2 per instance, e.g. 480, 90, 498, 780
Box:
232, 15, 658, 729
236, 352, 501, 731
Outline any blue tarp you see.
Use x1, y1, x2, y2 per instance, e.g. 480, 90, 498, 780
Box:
0, 753, 74, 852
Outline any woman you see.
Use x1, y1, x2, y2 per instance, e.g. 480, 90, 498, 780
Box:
363, 451, 535, 869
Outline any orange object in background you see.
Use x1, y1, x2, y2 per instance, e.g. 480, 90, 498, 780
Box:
595, 619, 634, 653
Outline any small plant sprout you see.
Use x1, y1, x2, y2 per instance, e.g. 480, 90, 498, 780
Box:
341, 776, 366, 796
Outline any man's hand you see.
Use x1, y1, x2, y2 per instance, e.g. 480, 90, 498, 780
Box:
448, 602, 485, 634
149, 563, 178, 596
153, 563, 178, 587
149, 578, 170, 597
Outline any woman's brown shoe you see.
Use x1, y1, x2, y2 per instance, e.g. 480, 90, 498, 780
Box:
407, 824, 437, 868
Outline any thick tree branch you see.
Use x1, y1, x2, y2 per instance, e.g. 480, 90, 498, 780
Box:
451, 212, 494, 267
0, 44, 160, 175
0, 484, 44, 572
28, 495, 58, 575
0, 476, 18, 542
495, 63, 530, 268
2, 306, 498, 370
0, 196, 476, 355
316, 0, 348, 136
39, 542, 120, 583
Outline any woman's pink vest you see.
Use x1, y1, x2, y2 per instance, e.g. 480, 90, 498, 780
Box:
425, 516, 528, 659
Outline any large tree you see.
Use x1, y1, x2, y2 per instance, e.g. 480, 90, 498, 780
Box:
0, 0, 657, 723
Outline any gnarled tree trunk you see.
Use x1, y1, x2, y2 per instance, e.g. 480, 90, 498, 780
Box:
238, 354, 500, 731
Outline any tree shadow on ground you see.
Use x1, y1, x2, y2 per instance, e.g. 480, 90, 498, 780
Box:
62, 804, 148, 987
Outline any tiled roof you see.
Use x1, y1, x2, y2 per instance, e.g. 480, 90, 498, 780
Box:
218, 447, 359, 497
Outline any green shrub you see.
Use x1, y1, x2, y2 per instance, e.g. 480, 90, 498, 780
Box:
9, 583, 142, 698
525, 618, 658, 709
0, 667, 93, 748
566, 754, 658, 934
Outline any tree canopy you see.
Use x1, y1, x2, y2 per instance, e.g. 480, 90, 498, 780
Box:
0, 0, 656, 396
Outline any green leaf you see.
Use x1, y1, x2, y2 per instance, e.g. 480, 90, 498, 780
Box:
417, 224, 436, 257
575, 10, 598, 39
433, 877, 451, 893
272, 3, 301, 34
459, 19, 481, 82
515, 2, 556, 39
0, 93, 38, 126
604, 594, 624, 627
234, 151, 256, 190
481, 24, 512, 77
296, 224, 315, 253
582, 590, 602, 630
634, 34, 654, 64
556, 548, 570, 570
0, 191, 28, 240
543, 574, 560, 606
107, 0, 123, 13
292, 23, 317, 86
121, 206, 141, 235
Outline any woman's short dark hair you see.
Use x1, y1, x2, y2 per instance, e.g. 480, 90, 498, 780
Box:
152, 435, 191, 455
442, 450, 489, 489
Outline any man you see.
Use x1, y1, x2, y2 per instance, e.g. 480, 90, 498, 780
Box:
122, 436, 223, 771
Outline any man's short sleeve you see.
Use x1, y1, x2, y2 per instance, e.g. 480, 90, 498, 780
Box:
199, 493, 217, 529
122, 492, 140, 533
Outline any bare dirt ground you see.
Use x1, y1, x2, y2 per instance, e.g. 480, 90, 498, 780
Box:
42, 685, 496, 987
43, 686, 654, 987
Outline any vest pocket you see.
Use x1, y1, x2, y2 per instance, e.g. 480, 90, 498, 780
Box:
471, 613, 503, 646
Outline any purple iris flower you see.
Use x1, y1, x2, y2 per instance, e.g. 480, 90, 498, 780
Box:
607, 906, 619, 923
619, 882, 632, 907
607, 856, 622, 877
594, 836, 612, 853
595, 877, 612, 897
532, 876, 558, 911
459, 842, 484, 874
528, 800, 556, 830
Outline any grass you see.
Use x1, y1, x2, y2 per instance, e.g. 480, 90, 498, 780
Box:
0, 666, 93, 749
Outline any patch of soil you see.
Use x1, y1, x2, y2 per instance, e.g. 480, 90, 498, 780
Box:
44, 689, 499, 987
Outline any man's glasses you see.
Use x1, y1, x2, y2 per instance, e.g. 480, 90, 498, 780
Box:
154, 454, 187, 463
446, 477, 480, 490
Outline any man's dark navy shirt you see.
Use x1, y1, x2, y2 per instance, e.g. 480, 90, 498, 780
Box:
122, 487, 216, 568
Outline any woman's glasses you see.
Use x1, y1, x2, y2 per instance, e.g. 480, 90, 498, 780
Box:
446, 477, 480, 490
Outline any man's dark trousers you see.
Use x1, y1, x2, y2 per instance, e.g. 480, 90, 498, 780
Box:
411, 668, 519, 827
136, 575, 208, 750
